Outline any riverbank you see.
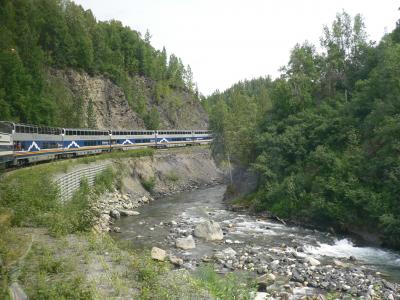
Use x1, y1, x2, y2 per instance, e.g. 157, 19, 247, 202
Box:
112, 184, 400, 300
2, 147, 400, 299
92, 146, 224, 233
2, 146, 254, 299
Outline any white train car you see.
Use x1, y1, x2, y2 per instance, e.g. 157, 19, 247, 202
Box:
110, 130, 156, 150
156, 130, 194, 147
63, 128, 111, 157
0, 122, 13, 168
0, 120, 213, 168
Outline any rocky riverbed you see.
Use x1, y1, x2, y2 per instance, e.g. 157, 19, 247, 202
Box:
91, 147, 224, 233
111, 185, 400, 300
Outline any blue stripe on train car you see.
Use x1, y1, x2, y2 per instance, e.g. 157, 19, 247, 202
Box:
134, 138, 155, 143
63, 140, 110, 149
112, 138, 155, 145
156, 136, 193, 142
195, 136, 212, 140
116, 139, 135, 145
16, 140, 63, 152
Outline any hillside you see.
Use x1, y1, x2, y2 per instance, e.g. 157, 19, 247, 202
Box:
0, 0, 208, 129
206, 12, 400, 249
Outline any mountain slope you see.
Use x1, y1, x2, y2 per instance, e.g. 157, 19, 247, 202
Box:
0, 0, 207, 129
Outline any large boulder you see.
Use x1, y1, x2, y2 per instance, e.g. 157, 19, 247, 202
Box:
176, 235, 196, 250
194, 220, 223, 240
151, 247, 166, 261
119, 210, 140, 216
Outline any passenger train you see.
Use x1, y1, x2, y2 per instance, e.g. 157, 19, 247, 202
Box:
0, 121, 212, 168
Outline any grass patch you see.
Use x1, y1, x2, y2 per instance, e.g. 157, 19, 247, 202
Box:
0, 148, 152, 229
140, 176, 156, 192
19, 242, 94, 300
231, 192, 257, 208
48, 179, 94, 236
193, 265, 256, 299
164, 170, 180, 182
79, 148, 154, 164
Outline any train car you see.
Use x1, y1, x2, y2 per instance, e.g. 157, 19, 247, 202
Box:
12, 123, 63, 165
0, 121, 14, 168
192, 130, 212, 144
156, 130, 195, 147
110, 130, 155, 150
0, 120, 213, 168
63, 128, 111, 157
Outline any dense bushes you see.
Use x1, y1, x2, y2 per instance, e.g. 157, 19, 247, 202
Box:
0, 148, 153, 234
206, 12, 400, 248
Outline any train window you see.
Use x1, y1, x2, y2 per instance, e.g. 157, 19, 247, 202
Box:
0, 122, 12, 134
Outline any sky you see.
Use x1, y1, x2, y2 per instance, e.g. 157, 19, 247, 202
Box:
73, 0, 399, 95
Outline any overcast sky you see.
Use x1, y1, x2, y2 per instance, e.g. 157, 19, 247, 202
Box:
73, 0, 399, 95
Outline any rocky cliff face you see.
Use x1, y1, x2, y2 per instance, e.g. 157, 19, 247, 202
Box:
48, 68, 208, 130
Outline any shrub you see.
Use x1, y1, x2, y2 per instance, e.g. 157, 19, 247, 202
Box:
164, 171, 180, 182
141, 176, 156, 192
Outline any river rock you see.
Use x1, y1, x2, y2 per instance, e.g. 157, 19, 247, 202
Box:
110, 209, 120, 219
387, 293, 395, 300
253, 292, 268, 300
119, 210, 140, 216
175, 235, 196, 250
151, 247, 166, 261
306, 257, 321, 266
215, 247, 237, 260
194, 220, 223, 240
141, 196, 149, 203
333, 259, 346, 267
169, 255, 184, 266
257, 274, 276, 290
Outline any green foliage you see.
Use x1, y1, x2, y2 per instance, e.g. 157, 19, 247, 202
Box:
48, 178, 95, 236
193, 265, 256, 299
0, 0, 194, 126
205, 78, 273, 164
207, 12, 400, 249
144, 106, 160, 130
141, 176, 156, 192
164, 171, 180, 182
0, 165, 60, 227
19, 243, 94, 300
0, 149, 151, 235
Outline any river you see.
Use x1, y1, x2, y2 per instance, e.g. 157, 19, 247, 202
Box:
112, 185, 400, 296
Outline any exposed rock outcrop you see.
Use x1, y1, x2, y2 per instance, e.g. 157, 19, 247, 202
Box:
48, 68, 208, 130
